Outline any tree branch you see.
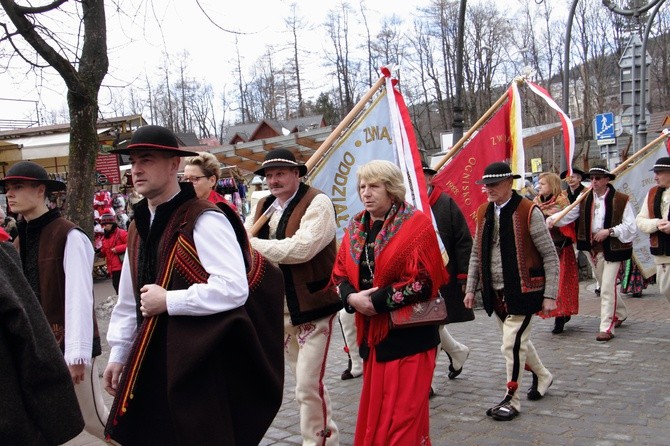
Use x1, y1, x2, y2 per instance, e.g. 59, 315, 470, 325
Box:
15, 0, 68, 15
0, 0, 78, 86
0, 21, 50, 68
194, 0, 250, 35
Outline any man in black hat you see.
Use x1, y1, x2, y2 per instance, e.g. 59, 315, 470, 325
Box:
0, 160, 107, 439
637, 156, 670, 302
560, 166, 587, 204
103, 125, 284, 445
422, 161, 472, 383
245, 148, 342, 444
551, 164, 636, 341
464, 162, 558, 421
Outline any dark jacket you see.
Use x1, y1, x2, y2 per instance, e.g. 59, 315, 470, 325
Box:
431, 190, 475, 323
0, 242, 84, 445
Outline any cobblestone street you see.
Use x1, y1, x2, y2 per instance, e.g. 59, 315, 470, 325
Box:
69, 279, 670, 445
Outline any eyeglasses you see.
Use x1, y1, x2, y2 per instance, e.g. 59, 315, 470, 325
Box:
590, 176, 606, 181
181, 175, 207, 183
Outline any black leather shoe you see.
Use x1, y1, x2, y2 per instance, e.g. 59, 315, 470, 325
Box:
486, 399, 508, 416
429, 386, 435, 399
448, 364, 463, 380
491, 403, 519, 421
552, 317, 565, 334
594, 287, 601, 296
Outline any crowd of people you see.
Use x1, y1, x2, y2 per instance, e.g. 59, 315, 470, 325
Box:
3, 123, 670, 445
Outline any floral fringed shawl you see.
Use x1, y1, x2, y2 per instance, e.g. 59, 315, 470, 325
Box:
534, 192, 576, 243
332, 202, 448, 347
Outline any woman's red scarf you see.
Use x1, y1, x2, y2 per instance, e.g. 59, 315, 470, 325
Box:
533, 192, 576, 242
332, 202, 448, 347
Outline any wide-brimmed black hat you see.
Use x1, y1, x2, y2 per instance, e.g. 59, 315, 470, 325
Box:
421, 160, 437, 176
475, 162, 521, 185
559, 167, 586, 179
588, 164, 616, 180
254, 148, 307, 177
651, 156, 670, 172
110, 125, 198, 157
0, 161, 66, 193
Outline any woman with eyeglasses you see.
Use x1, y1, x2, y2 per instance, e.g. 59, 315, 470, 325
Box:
183, 151, 236, 211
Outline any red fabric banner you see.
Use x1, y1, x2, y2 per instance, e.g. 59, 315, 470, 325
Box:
431, 100, 511, 234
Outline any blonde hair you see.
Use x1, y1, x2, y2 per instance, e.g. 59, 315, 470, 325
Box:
538, 172, 562, 197
184, 151, 221, 181
357, 160, 406, 203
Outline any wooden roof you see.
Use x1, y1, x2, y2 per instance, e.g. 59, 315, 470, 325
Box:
210, 126, 334, 174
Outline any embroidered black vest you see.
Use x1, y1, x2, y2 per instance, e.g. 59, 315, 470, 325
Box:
576, 185, 633, 262
647, 186, 670, 256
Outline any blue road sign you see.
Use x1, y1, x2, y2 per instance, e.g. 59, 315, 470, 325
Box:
595, 112, 616, 145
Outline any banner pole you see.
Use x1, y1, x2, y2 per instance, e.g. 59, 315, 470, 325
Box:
433, 89, 510, 171
305, 76, 386, 173
249, 76, 386, 237
551, 129, 670, 225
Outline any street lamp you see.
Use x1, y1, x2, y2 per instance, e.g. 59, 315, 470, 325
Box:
452, 0, 467, 143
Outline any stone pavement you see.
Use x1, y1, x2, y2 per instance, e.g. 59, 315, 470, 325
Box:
69, 278, 670, 445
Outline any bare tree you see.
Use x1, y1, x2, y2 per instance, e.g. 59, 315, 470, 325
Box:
285, 3, 307, 117
325, 2, 357, 119
0, 0, 108, 235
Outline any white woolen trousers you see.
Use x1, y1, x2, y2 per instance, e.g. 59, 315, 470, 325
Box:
656, 263, 670, 302
285, 312, 340, 446
494, 314, 544, 412
438, 325, 469, 369
73, 357, 110, 441
592, 252, 628, 334
338, 308, 363, 376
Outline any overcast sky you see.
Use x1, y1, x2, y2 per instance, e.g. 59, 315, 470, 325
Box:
0, 0, 519, 127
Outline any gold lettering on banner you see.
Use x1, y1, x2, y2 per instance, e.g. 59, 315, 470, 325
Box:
330, 151, 356, 227
364, 126, 393, 144
460, 157, 477, 206
489, 134, 506, 146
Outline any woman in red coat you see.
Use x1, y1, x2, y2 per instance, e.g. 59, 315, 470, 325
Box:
99, 213, 127, 294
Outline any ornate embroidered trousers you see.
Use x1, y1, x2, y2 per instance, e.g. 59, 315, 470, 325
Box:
285, 311, 339, 446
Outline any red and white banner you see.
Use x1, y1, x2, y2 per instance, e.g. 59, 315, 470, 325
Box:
431, 100, 512, 234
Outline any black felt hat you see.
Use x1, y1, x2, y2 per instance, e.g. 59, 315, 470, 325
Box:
559, 167, 586, 179
475, 162, 521, 185
651, 156, 670, 172
588, 164, 616, 180
421, 160, 437, 176
0, 161, 66, 193
111, 125, 198, 156
254, 148, 307, 177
